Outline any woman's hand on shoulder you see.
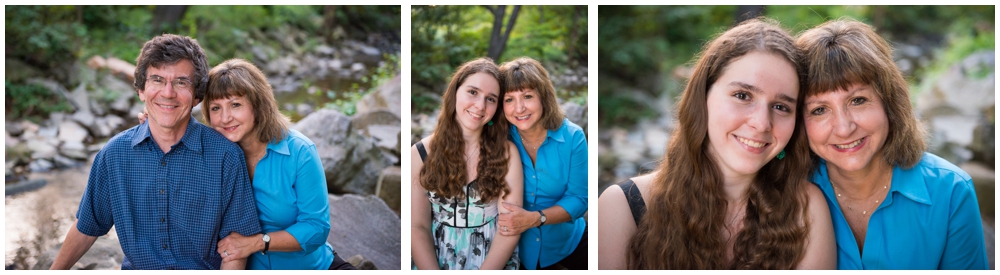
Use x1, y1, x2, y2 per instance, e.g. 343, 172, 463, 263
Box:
796, 181, 836, 269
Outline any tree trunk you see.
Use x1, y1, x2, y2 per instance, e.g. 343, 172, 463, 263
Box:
483, 5, 521, 61
567, 6, 584, 65
151, 5, 189, 36
323, 6, 339, 43
735, 5, 765, 24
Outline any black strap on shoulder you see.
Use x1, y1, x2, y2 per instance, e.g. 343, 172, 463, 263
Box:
618, 179, 646, 226
416, 141, 428, 161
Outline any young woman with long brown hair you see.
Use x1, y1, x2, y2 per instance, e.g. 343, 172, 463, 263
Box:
598, 18, 836, 269
410, 58, 524, 269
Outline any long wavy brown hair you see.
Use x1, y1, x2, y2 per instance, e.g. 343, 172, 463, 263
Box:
627, 18, 812, 269
419, 57, 511, 203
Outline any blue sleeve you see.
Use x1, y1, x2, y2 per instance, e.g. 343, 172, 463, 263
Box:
939, 177, 988, 269
76, 149, 114, 237
284, 142, 332, 252
218, 146, 261, 240
555, 129, 588, 219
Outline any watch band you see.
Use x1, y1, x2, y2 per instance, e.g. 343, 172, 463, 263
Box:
537, 210, 547, 227
262, 233, 271, 255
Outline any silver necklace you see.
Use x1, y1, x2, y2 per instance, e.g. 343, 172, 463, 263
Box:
520, 135, 543, 151
832, 183, 888, 216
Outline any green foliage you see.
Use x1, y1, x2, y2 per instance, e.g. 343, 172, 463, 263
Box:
5, 81, 74, 123
5, 6, 89, 70
323, 53, 400, 116
411, 5, 587, 105
598, 5, 995, 129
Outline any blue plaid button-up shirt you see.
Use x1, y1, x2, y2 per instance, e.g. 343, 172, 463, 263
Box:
76, 117, 261, 269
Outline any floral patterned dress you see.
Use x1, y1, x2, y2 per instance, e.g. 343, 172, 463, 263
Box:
427, 180, 519, 270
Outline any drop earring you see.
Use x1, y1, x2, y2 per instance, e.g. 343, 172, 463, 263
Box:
776, 150, 786, 160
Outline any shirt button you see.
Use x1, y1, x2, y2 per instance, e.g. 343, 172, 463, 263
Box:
532, 176, 535, 179
160, 161, 166, 166
536, 238, 540, 242
160, 218, 165, 223
159, 190, 164, 194
162, 245, 168, 249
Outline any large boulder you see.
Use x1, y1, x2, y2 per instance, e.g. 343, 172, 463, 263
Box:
293, 109, 392, 195
356, 75, 401, 119
562, 101, 587, 134
375, 166, 401, 215
33, 236, 123, 270
351, 110, 401, 161
916, 50, 995, 165
327, 194, 401, 270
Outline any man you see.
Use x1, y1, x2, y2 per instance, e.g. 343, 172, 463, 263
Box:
50, 34, 261, 270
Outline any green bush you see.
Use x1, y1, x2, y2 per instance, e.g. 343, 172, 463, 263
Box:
5, 81, 74, 123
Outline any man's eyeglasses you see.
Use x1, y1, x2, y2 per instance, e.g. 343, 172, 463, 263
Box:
147, 76, 193, 91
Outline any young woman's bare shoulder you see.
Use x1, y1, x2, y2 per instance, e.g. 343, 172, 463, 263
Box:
630, 172, 658, 203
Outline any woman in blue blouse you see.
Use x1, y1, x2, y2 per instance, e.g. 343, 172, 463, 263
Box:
161, 59, 353, 270
796, 19, 988, 269
495, 57, 588, 270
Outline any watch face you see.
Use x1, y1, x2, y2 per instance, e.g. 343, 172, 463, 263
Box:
540, 214, 546, 222
262, 234, 270, 242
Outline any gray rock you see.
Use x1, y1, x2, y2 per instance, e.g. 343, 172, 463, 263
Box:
65, 83, 92, 114
28, 158, 54, 172
89, 99, 107, 116
293, 109, 392, 195
316, 45, 336, 56
328, 59, 343, 70
643, 124, 670, 159
38, 124, 59, 139
358, 44, 381, 57
356, 75, 402, 119
375, 166, 401, 215
128, 102, 146, 124
60, 141, 89, 160
33, 236, 123, 270
71, 111, 96, 129
351, 110, 401, 154
7, 120, 25, 136
296, 103, 314, 118
350, 63, 366, 73
58, 121, 90, 144
27, 138, 58, 159
6, 129, 17, 148
25, 78, 69, 103
562, 101, 587, 133
327, 194, 400, 270
52, 154, 80, 168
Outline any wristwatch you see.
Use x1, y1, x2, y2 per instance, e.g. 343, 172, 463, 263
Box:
261, 233, 271, 255
537, 210, 547, 228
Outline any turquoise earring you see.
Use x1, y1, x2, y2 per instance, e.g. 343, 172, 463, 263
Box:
488, 120, 494, 126
777, 150, 786, 160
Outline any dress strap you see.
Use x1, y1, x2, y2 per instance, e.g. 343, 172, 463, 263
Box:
618, 179, 646, 226
416, 141, 428, 161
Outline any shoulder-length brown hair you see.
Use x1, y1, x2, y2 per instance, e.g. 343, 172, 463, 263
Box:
499, 57, 566, 130
203, 59, 289, 144
796, 18, 926, 169
420, 57, 510, 203
627, 18, 811, 269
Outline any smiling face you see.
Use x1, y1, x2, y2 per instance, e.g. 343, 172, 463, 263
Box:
208, 95, 256, 144
503, 88, 544, 132
705, 51, 799, 179
454, 72, 500, 134
139, 59, 199, 132
804, 83, 889, 173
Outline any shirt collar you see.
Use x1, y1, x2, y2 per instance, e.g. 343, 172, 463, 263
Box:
266, 131, 292, 156
509, 118, 568, 145
888, 161, 932, 205
815, 158, 932, 206
130, 116, 204, 154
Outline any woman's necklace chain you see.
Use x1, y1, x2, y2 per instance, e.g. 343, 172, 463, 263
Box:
832, 182, 888, 216
520, 135, 543, 151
